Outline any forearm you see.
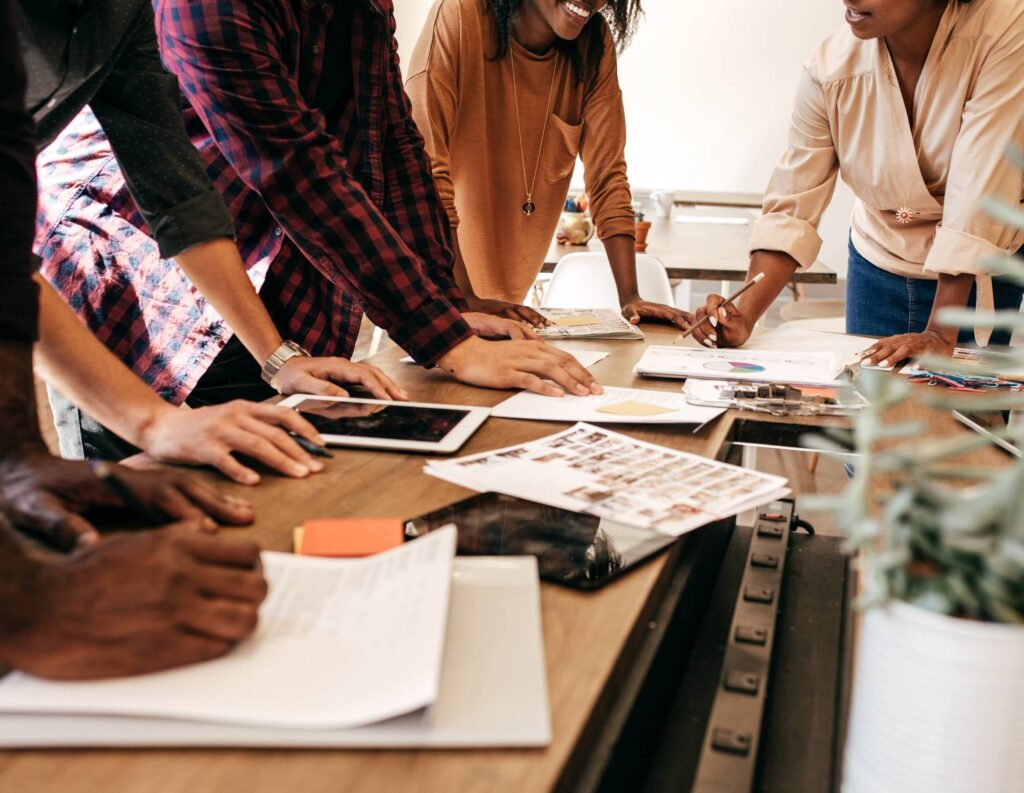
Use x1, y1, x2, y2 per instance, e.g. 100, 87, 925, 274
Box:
0, 339, 44, 454
173, 239, 283, 363
924, 273, 975, 343
603, 235, 640, 304
738, 251, 800, 321
33, 277, 174, 447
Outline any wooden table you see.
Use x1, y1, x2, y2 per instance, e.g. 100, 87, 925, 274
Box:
0, 327, 998, 793
544, 213, 837, 285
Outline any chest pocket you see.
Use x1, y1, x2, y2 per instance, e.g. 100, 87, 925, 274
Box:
541, 113, 583, 184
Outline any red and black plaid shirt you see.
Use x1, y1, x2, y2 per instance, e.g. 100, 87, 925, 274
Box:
163, 0, 471, 362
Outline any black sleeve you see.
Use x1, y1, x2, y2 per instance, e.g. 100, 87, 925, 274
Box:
0, 0, 40, 342
89, 2, 235, 258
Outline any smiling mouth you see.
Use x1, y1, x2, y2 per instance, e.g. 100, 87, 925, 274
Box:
845, 6, 871, 23
559, 0, 593, 26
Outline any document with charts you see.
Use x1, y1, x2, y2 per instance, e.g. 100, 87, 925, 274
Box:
635, 346, 856, 387
536, 308, 644, 340
425, 424, 788, 536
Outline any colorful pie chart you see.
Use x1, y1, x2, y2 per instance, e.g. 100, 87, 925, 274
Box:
704, 360, 767, 374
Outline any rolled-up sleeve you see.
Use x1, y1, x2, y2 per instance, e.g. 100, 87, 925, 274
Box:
749, 64, 839, 269
89, 2, 234, 259
0, 0, 39, 342
581, 26, 635, 241
924, 9, 1024, 277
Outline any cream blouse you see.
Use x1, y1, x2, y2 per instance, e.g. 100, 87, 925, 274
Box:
750, 0, 1024, 302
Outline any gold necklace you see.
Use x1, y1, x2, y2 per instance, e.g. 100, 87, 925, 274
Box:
884, 52, 918, 225
509, 48, 559, 217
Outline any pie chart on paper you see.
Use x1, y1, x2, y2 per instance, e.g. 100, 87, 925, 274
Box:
703, 360, 767, 375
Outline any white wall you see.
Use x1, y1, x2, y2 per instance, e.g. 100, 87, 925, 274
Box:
394, 0, 856, 278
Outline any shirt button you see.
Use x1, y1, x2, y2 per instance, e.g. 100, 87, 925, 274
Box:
311, 44, 320, 55
274, 227, 283, 237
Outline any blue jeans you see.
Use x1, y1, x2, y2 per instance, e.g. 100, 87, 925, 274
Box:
846, 237, 1024, 345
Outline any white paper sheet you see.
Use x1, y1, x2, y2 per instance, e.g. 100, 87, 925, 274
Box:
0, 528, 457, 730
491, 385, 724, 426
426, 424, 787, 536
636, 345, 856, 387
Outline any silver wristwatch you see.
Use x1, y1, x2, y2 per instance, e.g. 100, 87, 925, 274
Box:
261, 340, 311, 387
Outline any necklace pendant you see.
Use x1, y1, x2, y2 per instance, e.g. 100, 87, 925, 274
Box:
522, 200, 536, 216
895, 206, 915, 224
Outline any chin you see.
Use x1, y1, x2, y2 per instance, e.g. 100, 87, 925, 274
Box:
553, 19, 588, 42
848, 26, 878, 40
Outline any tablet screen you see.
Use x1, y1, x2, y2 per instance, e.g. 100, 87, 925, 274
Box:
406, 493, 675, 589
294, 399, 471, 443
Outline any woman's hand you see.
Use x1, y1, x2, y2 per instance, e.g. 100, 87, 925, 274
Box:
141, 401, 330, 485
690, 294, 755, 348
619, 295, 693, 330
274, 357, 409, 401
860, 329, 955, 369
467, 297, 551, 327
463, 312, 539, 340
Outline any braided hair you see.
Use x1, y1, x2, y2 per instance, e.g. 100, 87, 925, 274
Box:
486, 0, 643, 86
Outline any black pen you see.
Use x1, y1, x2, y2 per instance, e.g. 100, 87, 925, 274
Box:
90, 460, 173, 525
288, 432, 335, 459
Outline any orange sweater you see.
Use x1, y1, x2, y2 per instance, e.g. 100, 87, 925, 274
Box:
407, 0, 636, 303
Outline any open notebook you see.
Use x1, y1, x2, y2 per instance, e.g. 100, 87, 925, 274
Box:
0, 531, 550, 748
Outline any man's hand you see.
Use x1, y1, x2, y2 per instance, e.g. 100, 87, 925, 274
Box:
437, 336, 602, 397
620, 296, 693, 331
141, 400, 331, 485
273, 357, 409, 400
0, 453, 254, 551
6, 523, 266, 680
691, 294, 755, 348
466, 297, 551, 327
463, 312, 539, 340
860, 329, 955, 369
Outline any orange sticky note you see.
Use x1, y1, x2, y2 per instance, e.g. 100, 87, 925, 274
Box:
296, 519, 404, 558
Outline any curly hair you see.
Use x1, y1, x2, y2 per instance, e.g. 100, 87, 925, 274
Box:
486, 0, 643, 86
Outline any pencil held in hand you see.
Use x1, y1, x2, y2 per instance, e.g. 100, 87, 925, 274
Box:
680, 272, 765, 340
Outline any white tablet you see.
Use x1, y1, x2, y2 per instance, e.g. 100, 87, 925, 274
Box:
278, 395, 490, 454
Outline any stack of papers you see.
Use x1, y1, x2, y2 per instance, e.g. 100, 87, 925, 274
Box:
491, 385, 724, 426
0, 532, 551, 748
635, 346, 857, 387
536, 308, 644, 340
426, 423, 789, 537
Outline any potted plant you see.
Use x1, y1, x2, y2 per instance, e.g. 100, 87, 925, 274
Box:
634, 210, 651, 252
807, 155, 1024, 793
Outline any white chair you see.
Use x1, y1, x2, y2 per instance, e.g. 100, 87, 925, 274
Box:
542, 253, 675, 309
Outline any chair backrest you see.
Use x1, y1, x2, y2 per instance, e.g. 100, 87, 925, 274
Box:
542, 253, 673, 309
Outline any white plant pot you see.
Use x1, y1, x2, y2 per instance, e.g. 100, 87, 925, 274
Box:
843, 599, 1024, 793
